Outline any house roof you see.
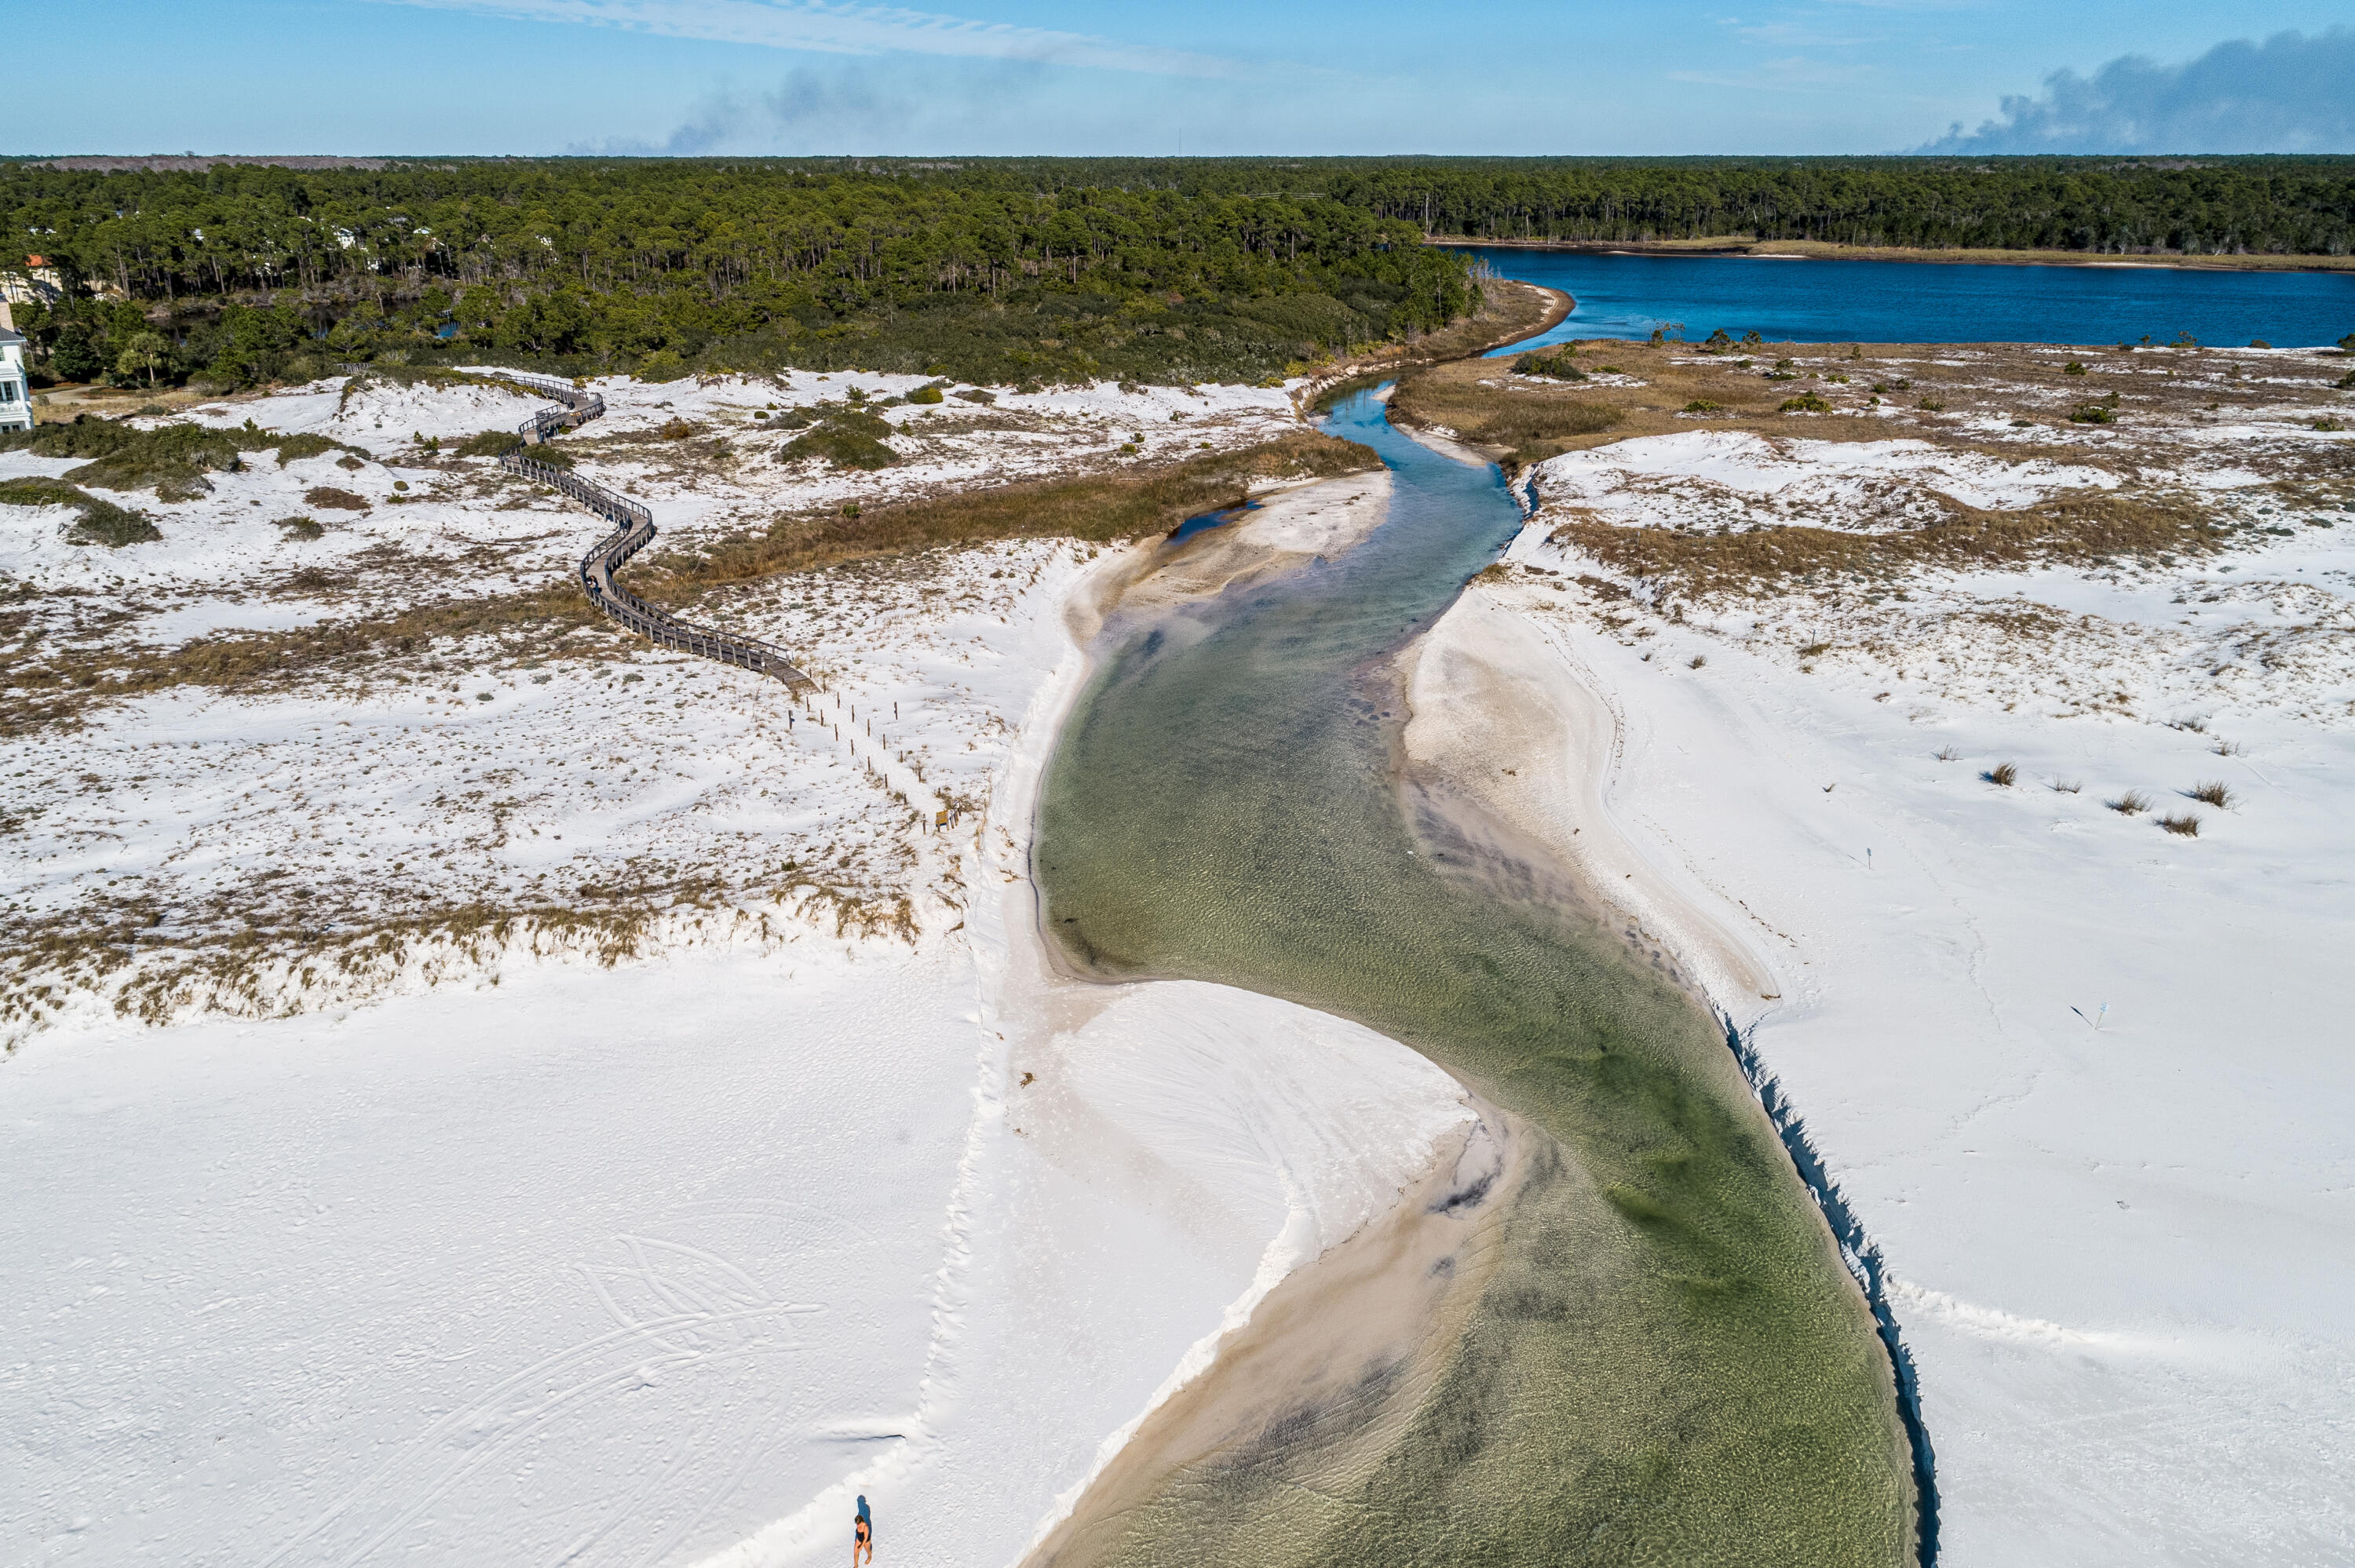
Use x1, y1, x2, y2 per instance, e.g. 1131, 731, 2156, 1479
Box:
0, 326, 24, 345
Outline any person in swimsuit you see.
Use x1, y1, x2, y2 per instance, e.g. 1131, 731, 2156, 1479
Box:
853, 1495, 874, 1566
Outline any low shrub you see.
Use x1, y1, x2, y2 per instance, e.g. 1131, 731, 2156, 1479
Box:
2071, 404, 2117, 425
955, 388, 996, 404
0, 476, 161, 545
275, 515, 324, 540
2159, 812, 2201, 837
303, 486, 369, 512
455, 429, 519, 458
272, 432, 363, 465
1513, 350, 1587, 381
1682, 399, 1722, 414
5, 416, 269, 497
781, 403, 897, 470
906, 385, 945, 405
1780, 393, 1833, 414
2064, 361, 2087, 376
1915, 397, 1946, 412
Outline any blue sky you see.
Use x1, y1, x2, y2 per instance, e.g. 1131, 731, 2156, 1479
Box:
9, 1, 2352, 155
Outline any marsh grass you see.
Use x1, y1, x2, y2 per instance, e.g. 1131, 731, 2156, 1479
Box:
2109, 789, 2154, 815
1389, 370, 1623, 468
2159, 812, 2202, 837
2188, 780, 2234, 808
1984, 762, 2017, 786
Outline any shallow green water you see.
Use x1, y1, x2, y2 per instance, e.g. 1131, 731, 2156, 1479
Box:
1035, 392, 1914, 1566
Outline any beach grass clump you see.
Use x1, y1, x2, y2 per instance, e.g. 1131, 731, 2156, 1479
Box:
1984, 762, 2017, 786
2188, 780, 2233, 808
2159, 811, 2202, 837
2051, 778, 2082, 793
2109, 789, 2153, 815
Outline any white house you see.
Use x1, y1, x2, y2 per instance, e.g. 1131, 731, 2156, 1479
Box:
0, 301, 31, 432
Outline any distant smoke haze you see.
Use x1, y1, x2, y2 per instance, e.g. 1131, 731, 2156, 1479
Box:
1922, 28, 2355, 154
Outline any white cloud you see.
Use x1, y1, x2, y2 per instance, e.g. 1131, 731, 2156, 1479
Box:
1921, 28, 2355, 153
378, 0, 1259, 79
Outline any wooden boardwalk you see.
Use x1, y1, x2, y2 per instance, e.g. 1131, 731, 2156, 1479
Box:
494, 372, 812, 687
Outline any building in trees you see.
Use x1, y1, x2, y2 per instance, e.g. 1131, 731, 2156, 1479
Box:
1, 255, 64, 306
0, 304, 31, 430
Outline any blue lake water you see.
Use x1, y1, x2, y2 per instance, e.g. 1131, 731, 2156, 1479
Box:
1461, 246, 2355, 350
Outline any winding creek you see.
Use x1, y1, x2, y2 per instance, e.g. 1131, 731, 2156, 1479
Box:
1035, 390, 1922, 1566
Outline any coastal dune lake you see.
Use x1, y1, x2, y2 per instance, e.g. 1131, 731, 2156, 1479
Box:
1035, 392, 1916, 1567
1464, 245, 2355, 348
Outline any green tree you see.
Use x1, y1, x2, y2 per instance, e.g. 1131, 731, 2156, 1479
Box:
116, 331, 171, 387
49, 325, 104, 383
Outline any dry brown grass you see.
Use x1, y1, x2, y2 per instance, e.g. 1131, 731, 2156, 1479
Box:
1389, 366, 1626, 468
637, 431, 1378, 594
1551, 487, 2226, 599
0, 585, 608, 738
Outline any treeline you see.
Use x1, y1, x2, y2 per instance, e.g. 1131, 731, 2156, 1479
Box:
0, 161, 1475, 391
11, 155, 2350, 396
923, 156, 2355, 257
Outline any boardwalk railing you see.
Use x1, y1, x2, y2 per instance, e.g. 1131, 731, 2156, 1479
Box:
477, 370, 812, 687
